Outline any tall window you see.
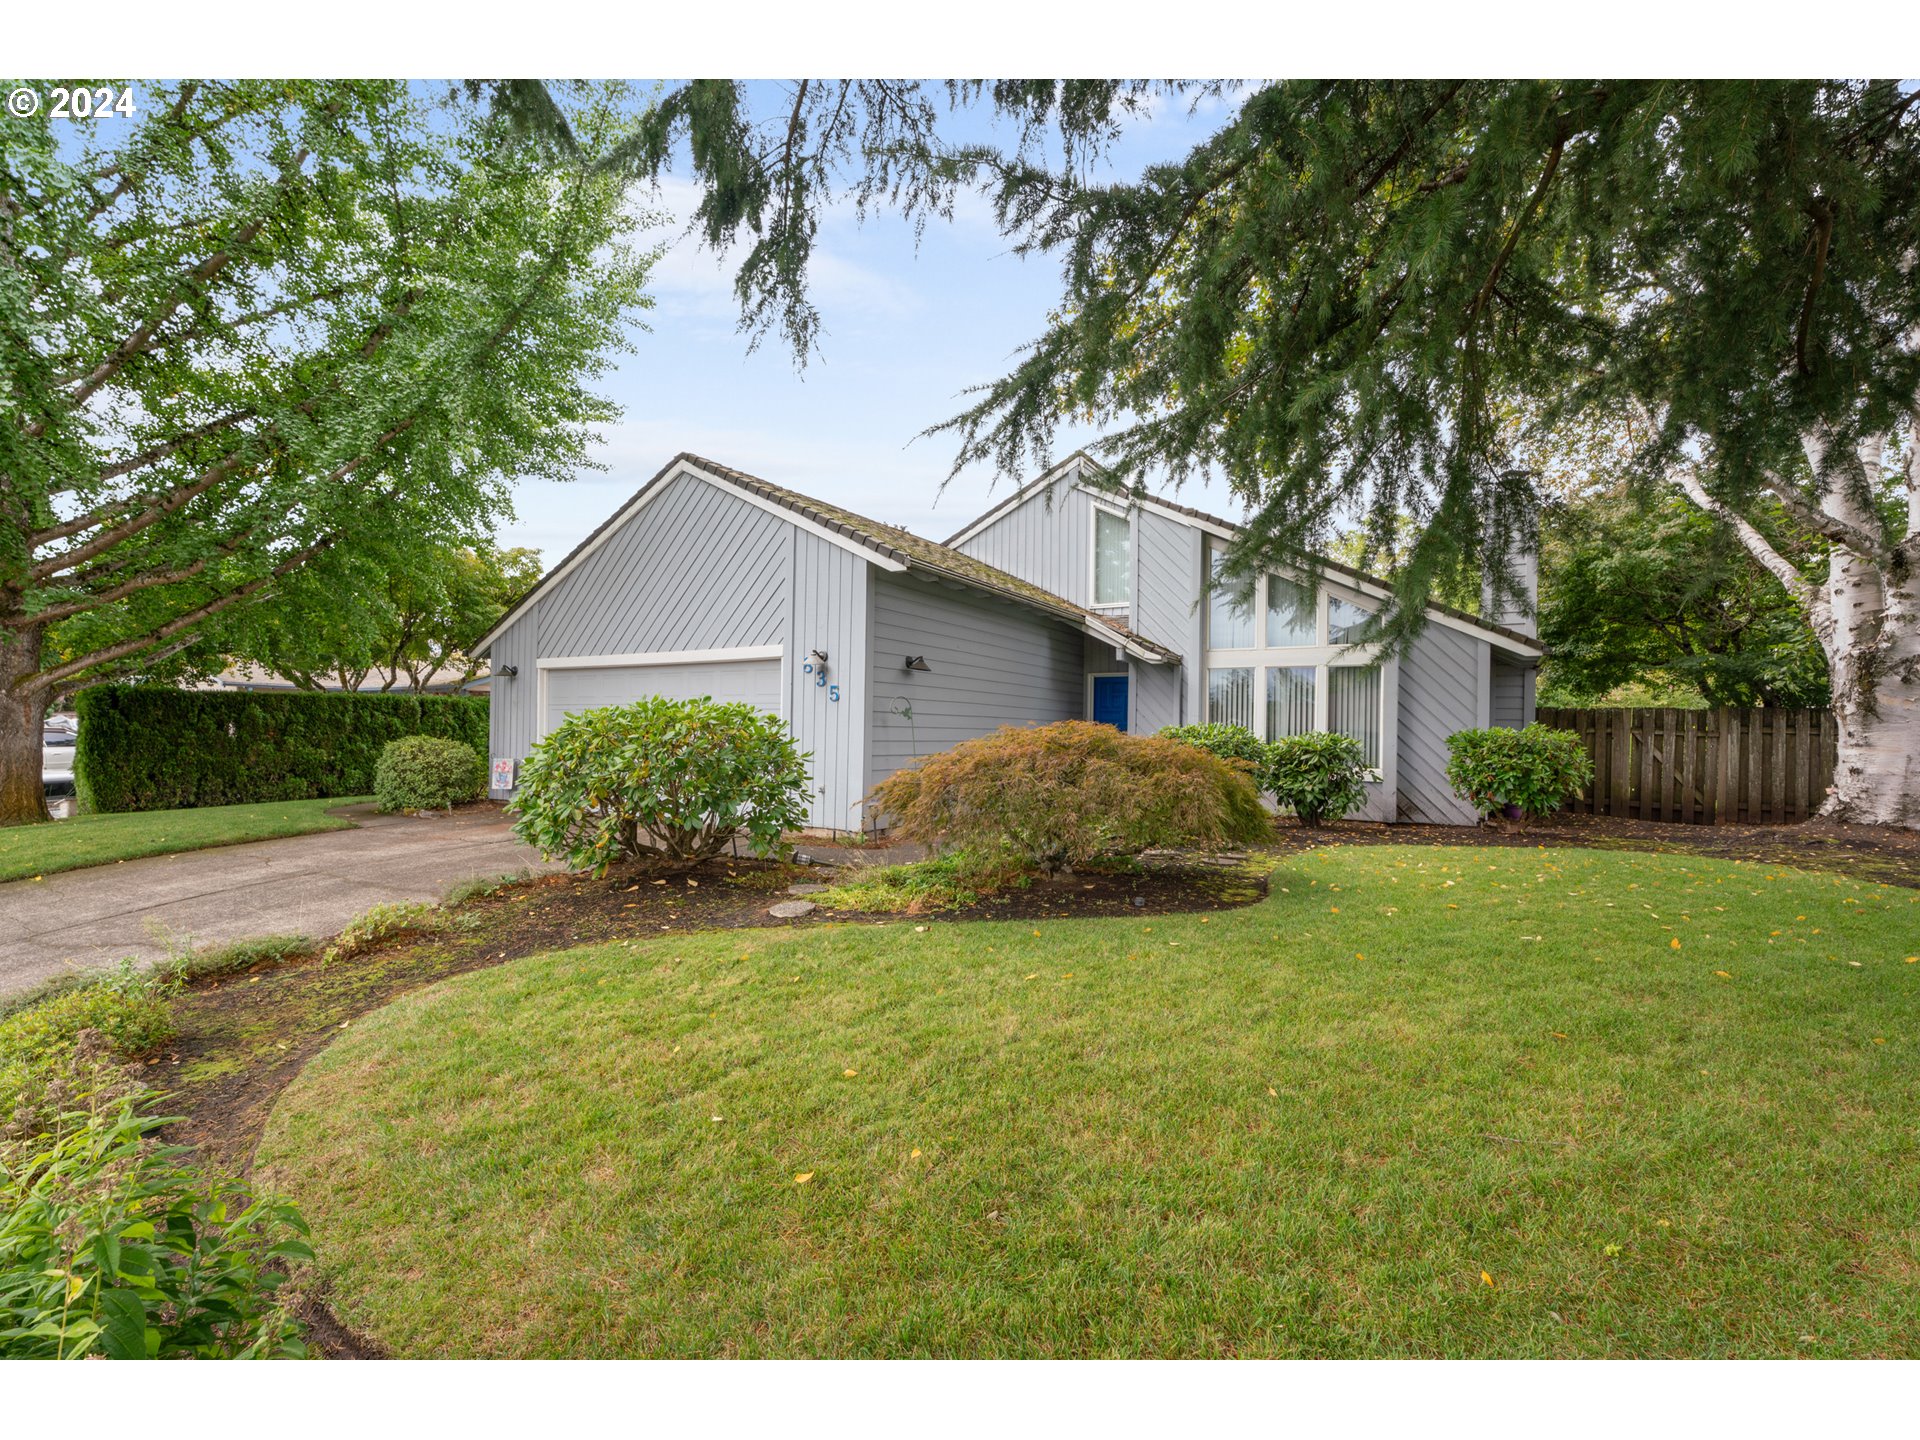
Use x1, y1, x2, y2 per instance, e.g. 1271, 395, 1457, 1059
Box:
1265, 665, 1315, 739
1208, 550, 1254, 648
1328, 666, 1383, 769
1093, 508, 1131, 606
1328, 595, 1373, 644
1266, 574, 1316, 647
1207, 667, 1255, 730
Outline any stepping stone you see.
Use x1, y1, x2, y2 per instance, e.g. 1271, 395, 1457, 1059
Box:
769, 900, 817, 918
786, 883, 828, 895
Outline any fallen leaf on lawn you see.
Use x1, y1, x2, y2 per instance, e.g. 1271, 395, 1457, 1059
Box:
793, 1172, 813, 1185
1872, 1037, 1887, 1044
1024, 973, 1038, 980
1330, 906, 1340, 914
1906, 956, 1918, 964
1670, 938, 1682, 950
1480, 1271, 1494, 1288
1715, 971, 1732, 979
843, 1068, 858, 1077
910, 1148, 922, 1158
1266, 1086, 1277, 1097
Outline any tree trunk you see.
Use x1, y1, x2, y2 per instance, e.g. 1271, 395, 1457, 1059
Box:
1820, 550, 1920, 827
0, 624, 52, 827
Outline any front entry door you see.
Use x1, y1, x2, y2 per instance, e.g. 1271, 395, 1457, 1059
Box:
1091, 674, 1129, 731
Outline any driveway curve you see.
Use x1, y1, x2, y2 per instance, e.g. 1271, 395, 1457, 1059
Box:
0, 804, 557, 999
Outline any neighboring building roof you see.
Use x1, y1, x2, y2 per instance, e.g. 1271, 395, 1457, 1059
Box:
945, 451, 1546, 659
197, 664, 489, 694
475, 453, 1181, 665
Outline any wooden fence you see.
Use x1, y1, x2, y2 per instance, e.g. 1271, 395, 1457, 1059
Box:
1538, 707, 1838, 825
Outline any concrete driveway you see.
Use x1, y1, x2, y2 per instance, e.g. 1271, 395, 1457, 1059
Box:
0, 804, 557, 999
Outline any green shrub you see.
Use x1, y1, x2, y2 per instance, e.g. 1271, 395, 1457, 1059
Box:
1445, 724, 1594, 824
869, 720, 1270, 874
815, 850, 1028, 914
443, 869, 531, 907
510, 697, 811, 875
1264, 732, 1371, 827
0, 1095, 311, 1358
323, 900, 446, 963
156, 936, 313, 985
1158, 723, 1271, 771
1, 963, 175, 1145
74, 685, 487, 813
374, 735, 487, 813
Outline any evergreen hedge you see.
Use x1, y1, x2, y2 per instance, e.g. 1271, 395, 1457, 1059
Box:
73, 686, 488, 813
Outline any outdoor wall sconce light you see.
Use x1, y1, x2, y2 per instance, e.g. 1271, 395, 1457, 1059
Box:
497, 664, 519, 678
904, 656, 931, 672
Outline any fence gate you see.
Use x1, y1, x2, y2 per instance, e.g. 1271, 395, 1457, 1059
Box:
1537, 707, 1838, 825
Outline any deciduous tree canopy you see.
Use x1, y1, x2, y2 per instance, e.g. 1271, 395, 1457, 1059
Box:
1, 79, 654, 822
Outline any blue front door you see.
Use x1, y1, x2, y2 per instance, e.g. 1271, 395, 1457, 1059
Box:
1092, 674, 1129, 731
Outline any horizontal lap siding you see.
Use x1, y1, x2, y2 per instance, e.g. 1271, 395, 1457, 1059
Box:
1396, 623, 1482, 824
1491, 659, 1532, 729
866, 572, 1085, 788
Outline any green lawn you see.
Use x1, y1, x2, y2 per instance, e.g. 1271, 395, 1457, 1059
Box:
257, 845, 1920, 1358
0, 797, 371, 883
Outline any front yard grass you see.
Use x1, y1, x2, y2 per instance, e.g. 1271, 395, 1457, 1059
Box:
0, 796, 371, 883
257, 845, 1920, 1358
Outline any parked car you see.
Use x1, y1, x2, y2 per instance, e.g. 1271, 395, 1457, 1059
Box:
42, 717, 77, 797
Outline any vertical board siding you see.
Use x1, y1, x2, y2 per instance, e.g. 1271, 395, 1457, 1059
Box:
484, 471, 803, 800
784, 530, 870, 831
866, 571, 1085, 793
1539, 708, 1838, 824
1395, 623, 1483, 824
953, 474, 1096, 607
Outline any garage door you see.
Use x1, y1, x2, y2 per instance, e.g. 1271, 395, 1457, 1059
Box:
542, 657, 782, 735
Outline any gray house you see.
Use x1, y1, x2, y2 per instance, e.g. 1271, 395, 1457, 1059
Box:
475, 451, 1543, 830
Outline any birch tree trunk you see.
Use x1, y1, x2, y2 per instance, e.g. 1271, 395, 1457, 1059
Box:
1675, 418, 1920, 829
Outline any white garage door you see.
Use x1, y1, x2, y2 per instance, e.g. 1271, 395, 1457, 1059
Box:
542, 657, 782, 736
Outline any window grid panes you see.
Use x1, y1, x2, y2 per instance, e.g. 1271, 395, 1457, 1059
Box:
1265, 665, 1316, 740
1265, 575, 1317, 647
1328, 666, 1383, 770
1208, 552, 1254, 648
1207, 667, 1255, 731
1328, 595, 1373, 644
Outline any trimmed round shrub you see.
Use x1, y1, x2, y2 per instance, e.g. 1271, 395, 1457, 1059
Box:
1263, 732, 1370, 827
868, 720, 1271, 873
1445, 723, 1593, 825
1157, 722, 1271, 773
373, 736, 487, 813
509, 697, 811, 874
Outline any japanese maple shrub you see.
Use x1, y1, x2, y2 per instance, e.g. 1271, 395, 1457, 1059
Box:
869, 720, 1270, 873
1445, 724, 1594, 826
1263, 732, 1371, 827
509, 697, 811, 874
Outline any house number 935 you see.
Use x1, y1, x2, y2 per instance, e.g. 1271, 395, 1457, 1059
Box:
801, 661, 840, 702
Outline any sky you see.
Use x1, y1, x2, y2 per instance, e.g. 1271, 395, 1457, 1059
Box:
499, 84, 1254, 567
